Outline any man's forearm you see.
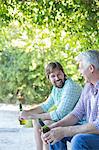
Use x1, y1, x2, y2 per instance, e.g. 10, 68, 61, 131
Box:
36, 112, 51, 120
63, 123, 99, 137
27, 112, 52, 120
74, 123, 99, 134
50, 114, 78, 129
21, 105, 52, 120
25, 105, 44, 115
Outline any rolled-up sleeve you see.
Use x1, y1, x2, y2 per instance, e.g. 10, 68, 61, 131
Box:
93, 101, 99, 130
93, 120, 99, 130
50, 82, 82, 121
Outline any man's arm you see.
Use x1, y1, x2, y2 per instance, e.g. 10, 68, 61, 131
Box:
20, 105, 52, 120
50, 87, 85, 128
27, 105, 44, 113
49, 81, 82, 121
50, 113, 99, 136
43, 119, 99, 144
63, 123, 99, 137
50, 114, 79, 129
20, 90, 54, 121
20, 105, 44, 119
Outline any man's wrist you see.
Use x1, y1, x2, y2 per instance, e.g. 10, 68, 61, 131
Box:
62, 127, 66, 137
63, 126, 77, 137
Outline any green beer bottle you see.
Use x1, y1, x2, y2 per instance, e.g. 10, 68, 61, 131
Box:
38, 118, 50, 133
19, 103, 27, 125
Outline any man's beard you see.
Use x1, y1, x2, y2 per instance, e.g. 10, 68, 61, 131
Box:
54, 79, 65, 88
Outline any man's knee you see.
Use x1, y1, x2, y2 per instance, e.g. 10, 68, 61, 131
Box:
71, 134, 84, 141
32, 119, 39, 128
71, 134, 86, 148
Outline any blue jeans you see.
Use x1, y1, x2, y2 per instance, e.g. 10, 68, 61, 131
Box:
49, 137, 72, 150
49, 134, 99, 150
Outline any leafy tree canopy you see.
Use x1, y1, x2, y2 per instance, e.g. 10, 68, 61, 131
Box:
0, 0, 98, 104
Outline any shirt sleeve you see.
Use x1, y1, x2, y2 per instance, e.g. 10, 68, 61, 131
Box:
93, 120, 99, 130
92, 100, 99, 130
50, 81, 82, 121
40, 89, 54, 112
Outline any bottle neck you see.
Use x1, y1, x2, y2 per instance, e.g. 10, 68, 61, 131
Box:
38, 118, 45, 127
19, 103, 23, 111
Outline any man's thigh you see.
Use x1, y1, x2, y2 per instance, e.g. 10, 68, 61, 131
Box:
49, 137, 72, 150
71, 134, 99, 150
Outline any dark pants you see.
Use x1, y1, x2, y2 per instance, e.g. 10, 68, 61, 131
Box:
49, 134, 99, 150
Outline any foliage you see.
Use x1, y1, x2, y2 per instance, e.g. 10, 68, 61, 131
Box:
0, 0, 98, 104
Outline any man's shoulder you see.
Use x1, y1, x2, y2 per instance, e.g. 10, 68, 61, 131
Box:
63, 78, 82, 93
64, 78, 81, 87
65, 78, 73, 84
84, 83, 90, 88
83, 83, 91, 92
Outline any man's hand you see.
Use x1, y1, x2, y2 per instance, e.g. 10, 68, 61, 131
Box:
19, 110, 30, 120
20, 111, 39, 120
42, 127, 65, 145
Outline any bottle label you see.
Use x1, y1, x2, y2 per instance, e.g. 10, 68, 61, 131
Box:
19, 119, 27, 125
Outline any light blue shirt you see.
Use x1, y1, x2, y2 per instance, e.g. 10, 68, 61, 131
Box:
41, 78, 82, 121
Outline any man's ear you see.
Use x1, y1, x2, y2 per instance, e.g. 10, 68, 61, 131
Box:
89, 64, 95, 73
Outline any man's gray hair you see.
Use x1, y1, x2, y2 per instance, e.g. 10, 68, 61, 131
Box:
76, 50, 99, 70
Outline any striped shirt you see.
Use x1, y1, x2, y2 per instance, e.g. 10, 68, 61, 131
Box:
71, 81, 99, 130
41, 78, 82, 121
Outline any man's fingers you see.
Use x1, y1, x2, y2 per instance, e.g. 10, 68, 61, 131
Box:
39, 128, 42, 133
47, 138, 53, 143
43, 131, 51, 138
44, 133, 54, 143
19, 116, 27, 120
41, 132, 48, 144
18, 116, 24, 120
41, 130, 56, 144
51, 139, 58, 145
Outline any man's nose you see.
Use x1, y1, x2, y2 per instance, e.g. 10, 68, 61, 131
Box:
54, 76, 59, 80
